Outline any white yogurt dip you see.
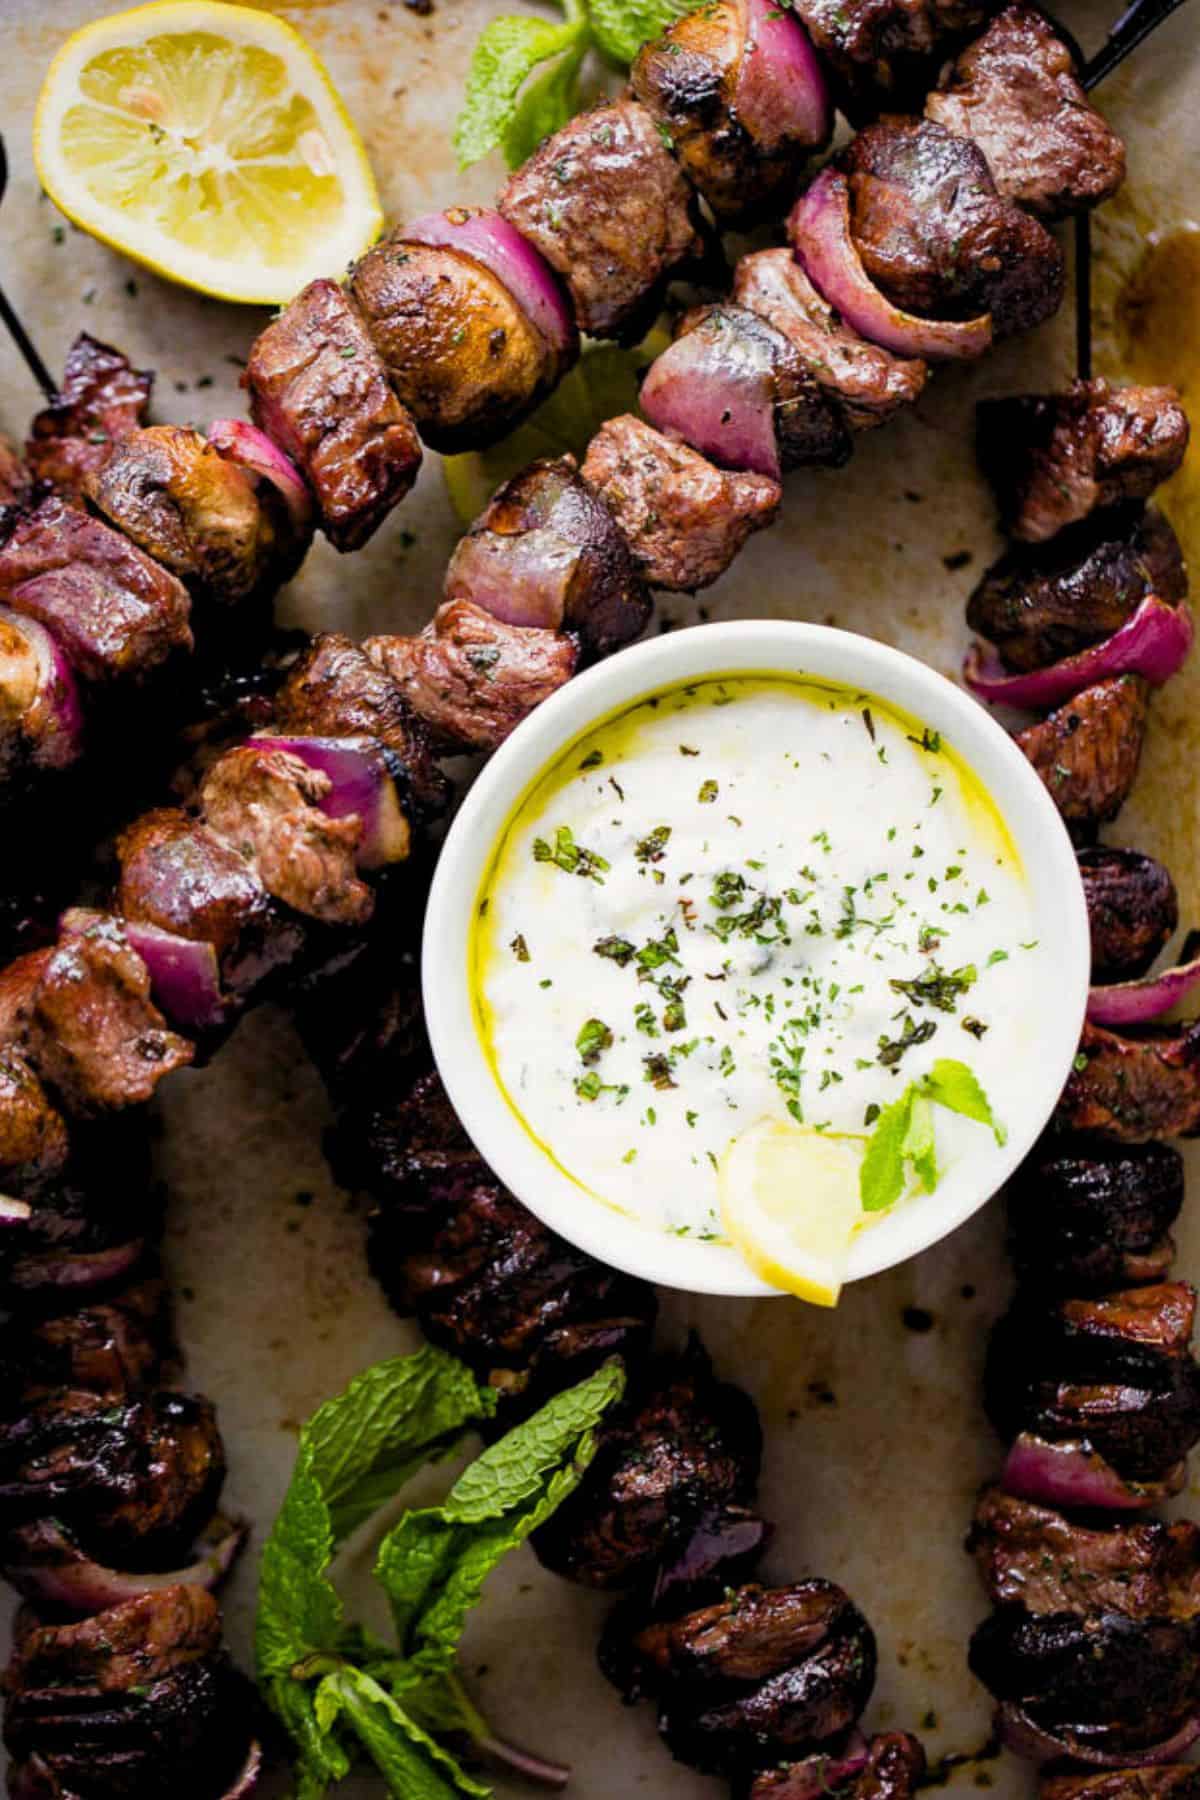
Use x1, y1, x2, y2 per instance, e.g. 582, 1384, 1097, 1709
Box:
472, 675, 1044, 1239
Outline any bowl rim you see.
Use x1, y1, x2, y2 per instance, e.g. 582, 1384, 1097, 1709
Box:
422, 619, 1090, 1299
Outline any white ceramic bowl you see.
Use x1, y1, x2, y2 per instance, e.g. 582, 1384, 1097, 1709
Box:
422, 621, 1090, 1297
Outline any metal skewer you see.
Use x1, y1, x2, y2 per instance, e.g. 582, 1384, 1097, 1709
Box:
0, 133, 57, 400
1083, 0, 1192, 91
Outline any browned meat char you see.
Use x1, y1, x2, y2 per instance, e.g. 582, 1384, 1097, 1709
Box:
499, 100, 705, 342
970, 1483, 1200, 1619
0, 1054, 68, 1194
25, 333, 153, 500
1060, 1019, 1200, 1143
85, 425, 298, 608
0, 438, 31, 513
967, 506, 1187, 673
0, 496, 192, 684
979, 381, 1191, 543
533, 1338, 762, 1589
199, 745, 373, 928
1007, 1138, 1184, 1293
445, 455, 650, 651
0, 925, 193, 1116
795, 0, 998, 115
0, 1273, 171, 1398
733, 249, 927, 431
926, 4, 1125, 218
631, 0, 830, 227
366, 602, 578, 753
841, 117, 1064, 337
751, 1730, 927, 1800
9, 1586, 219, 1691
583, 415, 780, 592
1042, 1772, 1200, 1800
1017, 675, 1148, 830
116, 808, 304, 998
244, 277, 421, 551
1081, 847, 1179, 983
351, 222, 571, 453
272, 631, 448, 815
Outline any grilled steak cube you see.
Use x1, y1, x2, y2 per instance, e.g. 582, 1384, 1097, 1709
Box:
0, 496, 192, 684
583, 414, 780, 591
366, 602, 578, 754
795, 0, 997, 117
979, 381, 1190, 543
1081, 847, 1179, 984
351, 222, 572, 453
244, 278, 420, 551
926, 5, 1125, 219
840, 118, 1064, 337
499, 99, 705, 342
1007, 1137, 1184, 1293
966, 505, 1187, 673
0, 1273, 171, 1399
1060, 1020, 1200, 1144
1016, 674, 1148, 831
0, 438, 31, 512
25, 333, 152, 500
0, 1053, 68, 1195
734, 248, 927, 431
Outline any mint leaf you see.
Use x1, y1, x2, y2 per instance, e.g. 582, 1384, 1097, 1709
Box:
921, 1058, 1007, 1145
859, 1086, 915, 1213
455, 12, 586, 169
501, 39, 587, 166
587, 0, 693, 62
902, 1092, 939, 1192
317, 1666, 486, 1800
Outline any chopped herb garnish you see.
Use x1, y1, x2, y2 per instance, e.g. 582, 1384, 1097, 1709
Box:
510, 933, 531, 962
576, 1018, 613, 1065
889, 961, 976, 1013
594, 935, 635, 966
533, 825, 609, 883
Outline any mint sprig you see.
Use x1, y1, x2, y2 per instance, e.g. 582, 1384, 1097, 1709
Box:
860, 1058, 1005, 1213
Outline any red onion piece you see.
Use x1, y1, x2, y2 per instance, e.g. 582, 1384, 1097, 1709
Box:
60, 907, 226, 1035
751, 1733, 872, 1799
788, 170, 993, 362
3, 1512, 248, 1614
404, 208, 576, 363
445, 528, 576, 630
208, 418, 315, 539
0, 605, 85, 772
0, 1196, 32, 1225
222, 1741, 263, 1799
997, 1702, 1200, 1769
1001, 1431, 1186, 1513
1089, 952, 1200, 1027
965, 596, 1194, 709
245, 733, 411, 869
7, 1236, 146, 1296
641, 319, 782, 478
736, 0, 832, 153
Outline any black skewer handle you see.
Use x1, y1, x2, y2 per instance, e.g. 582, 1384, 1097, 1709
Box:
1084, 0, 1193, 90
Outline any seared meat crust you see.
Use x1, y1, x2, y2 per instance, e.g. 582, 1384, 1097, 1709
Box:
1081, 847, 1179, 983
8, 1585, 220, 1691
0, 1274, 170, 1399
795, 0, 997, 116
366, 602, 578, 754
0, 1054, 69, 1195
967, 506, 1187, 673
979, 381, 1190, 543
499, 100, 705, 342
583, 415, 780, 591
245, 278, 421, 551
351, 226, 568, 453
841, 118, 1064, 337
1060, 1020, 1200, 1143
1007, 1137, 1184, 1293
1017, 675, 1148, 830
0, 496, 192, 685
25, 333, 152, 500
926, 4, 1125, 218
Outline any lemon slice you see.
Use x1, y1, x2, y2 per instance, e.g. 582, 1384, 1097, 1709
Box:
719, 1119, 865, 1307
443, 331, 672, 525
34, 2, 383, 305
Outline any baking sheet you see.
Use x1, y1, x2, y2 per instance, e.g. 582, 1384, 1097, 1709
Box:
1, 2, 1198, 1793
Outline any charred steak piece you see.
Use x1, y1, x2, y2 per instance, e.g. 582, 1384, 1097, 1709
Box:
750, 1730, 927, 1800
366, 602, 579, 754
631, 0, 831, 228
0, 1273, 171, 1400
0, 1054, 68, 1196
582, 414, 781, 592
85, 424, 295, 609
499, 99, 706, 343
1007, 1137, 1184, 1293
0, 495, 192, 685
0, 438, 32, 513
1081, 847, 1179, 984
1042, 1771, 1200, 1800
985, 1283, 1200, 1480
1060, 1019, 1200, 1143
244, 277, 421, 551
445, 454, 650, 652
966, 505, 1187, 674
614, 1580, 877, 1775
25, 333, 153, 500
979, 381, 1190, 543
970, 1483, 1200, 1619
926, 4, 1125, 219
1016, 674, 1148, 831
795, 0, 996, 117
733, 248, 927, 432
532, 1336, 762, 1588
840, 118, 1064, 337
350, 220, 573, 454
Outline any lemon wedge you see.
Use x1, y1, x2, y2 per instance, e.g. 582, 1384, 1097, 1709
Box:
34, 2, 383, 305
718, 1119, 866, 1307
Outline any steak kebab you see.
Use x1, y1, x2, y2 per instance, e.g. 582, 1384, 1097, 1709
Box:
0, 2, 1185, 1795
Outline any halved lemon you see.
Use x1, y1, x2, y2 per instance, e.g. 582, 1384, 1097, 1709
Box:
34, 2, 383, 305
719, 1119, 866, 1307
